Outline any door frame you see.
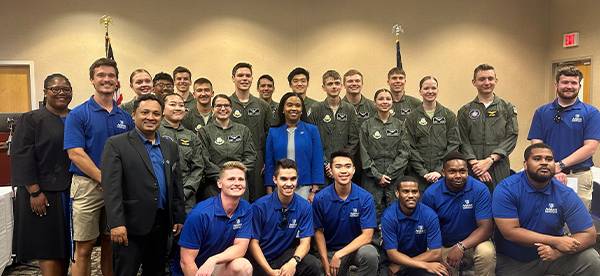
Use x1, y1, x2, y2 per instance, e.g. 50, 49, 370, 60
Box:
0, 60, 36, 111
551, 57, 592, 103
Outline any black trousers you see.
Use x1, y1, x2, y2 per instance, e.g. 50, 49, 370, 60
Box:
112, 209, 170, 276
249, 246, 322, 276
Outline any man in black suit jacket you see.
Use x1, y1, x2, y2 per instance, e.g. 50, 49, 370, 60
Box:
102, 94, 185, 276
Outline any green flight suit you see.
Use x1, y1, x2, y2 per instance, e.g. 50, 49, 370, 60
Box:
183, 93, 196, 113
158, 120, 206, 213
308, 100, 360, 180
119, 99, 135, 116
181, 106, 212, 134
405, 103, 461, 190
198, 120, 257, 198
230, 93, 272, 201
268, 100, 278, 122
360, 116, 410, 218
392, 94, 421, 122
343, 95, 378, 183
457, 95, 518, 189
303, 96, 318, 116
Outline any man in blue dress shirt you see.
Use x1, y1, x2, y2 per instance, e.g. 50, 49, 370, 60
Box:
382, 176, 447, 276
493, 143, 600, 275
178, 161, 253, 276
312, 151, 379, 276
249, 159, 321, 275
528, 65, 600, 210
421, 152, 495, 275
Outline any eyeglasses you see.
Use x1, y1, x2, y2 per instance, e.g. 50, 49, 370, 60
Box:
214, 104, 231, 109
46, 87, 72, 95
278, 208, 289, 229
155, 83, 174, 89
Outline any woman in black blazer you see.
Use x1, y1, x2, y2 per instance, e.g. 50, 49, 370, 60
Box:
11, 73, 73, 276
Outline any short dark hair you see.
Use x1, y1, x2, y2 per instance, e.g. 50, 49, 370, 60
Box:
473, 64, 495, 80
162, 92, 183, 102
330, 150, 353, 164
257, 74, 274, 88
153, 72, 174, 85
212, 94, 232, 107
89, 57, 119, 80
194, 77, 213, 87
442, 151, 467, 168
555, 66, 583, 83
134, 93, 164, 112
387, 67, 406, 79
343, 69, 363, 82
44, 73, 71, 89
288, 67, 310, 84
396, 175, 420, 191
524, 143, 554, 160
274, 159, 298, 177
373, 88, 392, 101
275, 92, 308, 126
232, 62, 252, 76
172, 66, 191, 79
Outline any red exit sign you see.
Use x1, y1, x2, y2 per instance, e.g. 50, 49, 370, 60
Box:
563, 32, 579, 48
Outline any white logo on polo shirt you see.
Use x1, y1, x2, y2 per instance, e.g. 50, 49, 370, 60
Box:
349, 208, 360, 217
288, 219, 298, 229
116, 120, 127, 130
545, 203, 558, 214
462, 200, 473, 210
415, 225, 425, 235
233, 218, 242, 230
572, 114, 583, 123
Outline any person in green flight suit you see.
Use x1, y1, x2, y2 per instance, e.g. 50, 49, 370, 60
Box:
181, 77, 214, 134
120, 69, 154, 115
172, 66, 197, 112
308, 70, 359, 181
158, 93, 207, 213
405, 76, 460, 191
360, 88, 410, 219
229, 63, 272, 202
458, 64, 518, 189
288, 67, 318, 116
198, 94, 257, 200
387, 67, 421, 123
257, 74, 278, 123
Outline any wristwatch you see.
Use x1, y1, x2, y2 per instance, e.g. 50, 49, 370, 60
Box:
292, 255, 302, 263
558, 161, 567, 170
30, 190, 42, 197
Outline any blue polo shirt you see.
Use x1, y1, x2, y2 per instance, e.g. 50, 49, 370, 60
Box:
136, 129, 167, 209
382, 202, 442, 257
251, 192, 313, 262
528, 99, 600, 170
312, 183, 377, 251
179, 194, 252, 266
492, 172, 592, 262
421, 176, 492, 247
64, 96, 134, 176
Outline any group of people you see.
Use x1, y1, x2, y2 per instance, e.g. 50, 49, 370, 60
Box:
8, 55, 600, 276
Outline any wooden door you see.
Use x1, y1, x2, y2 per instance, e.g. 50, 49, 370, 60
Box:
0, 65, 31, 113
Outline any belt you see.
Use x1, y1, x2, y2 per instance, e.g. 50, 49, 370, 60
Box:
562, 167, 590, 174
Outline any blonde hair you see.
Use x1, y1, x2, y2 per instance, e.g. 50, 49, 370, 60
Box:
219, 161, 247, 179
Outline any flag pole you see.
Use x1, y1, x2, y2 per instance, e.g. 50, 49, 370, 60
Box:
392, 24, 404, 69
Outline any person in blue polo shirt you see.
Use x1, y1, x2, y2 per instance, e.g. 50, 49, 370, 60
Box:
312, 151, 379, 276
64, 57, 134, 276
249, 159, 322, 276
493, 143, 600, 275
421, 152, 495, 275
528, 66, 600, 210
178, 161, 253, 276
382, 176, 447, 276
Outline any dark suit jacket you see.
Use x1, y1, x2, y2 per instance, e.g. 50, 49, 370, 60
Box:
102, 130, 185, 236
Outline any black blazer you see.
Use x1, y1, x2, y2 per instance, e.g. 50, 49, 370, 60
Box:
101, 130, 185, 236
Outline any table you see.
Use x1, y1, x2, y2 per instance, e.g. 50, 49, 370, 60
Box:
0, 186, 14, 275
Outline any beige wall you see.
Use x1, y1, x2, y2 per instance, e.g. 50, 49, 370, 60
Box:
548, 0, 600, 163
1, 0, 552, 169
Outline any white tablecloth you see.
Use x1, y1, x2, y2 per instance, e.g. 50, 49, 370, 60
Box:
0, 186, 14, 275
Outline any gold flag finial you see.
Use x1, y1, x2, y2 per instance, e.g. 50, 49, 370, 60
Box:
100, 15, 112, 32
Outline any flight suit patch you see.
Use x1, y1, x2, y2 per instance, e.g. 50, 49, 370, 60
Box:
386, 129, 399, 137
215, 137, 225, 145
432, 117, 446, 124
323, 114, 332, 123
233, 110, 242, 118
228, 135, 242, 142
336, 113, 348, 121
179, 138, 190, 146
248, 108, 260, 116
468, 109, 481, 119
418, 118, 428, 126
487, 110, 497, 117
400, 108, 411, 115
357, 111, 370, 118
373, 130, 382, 139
